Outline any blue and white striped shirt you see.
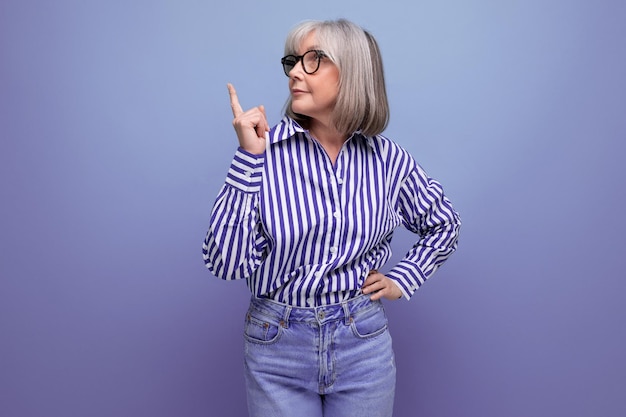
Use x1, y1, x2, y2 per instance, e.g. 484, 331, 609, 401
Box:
203, 116, 460, 307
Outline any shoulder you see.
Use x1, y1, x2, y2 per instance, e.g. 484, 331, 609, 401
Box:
366, 133, 417, 173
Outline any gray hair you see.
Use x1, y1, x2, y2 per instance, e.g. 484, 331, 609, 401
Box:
283, 19, 389, 137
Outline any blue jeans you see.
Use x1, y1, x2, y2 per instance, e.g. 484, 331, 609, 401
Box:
243, 294, 396, 417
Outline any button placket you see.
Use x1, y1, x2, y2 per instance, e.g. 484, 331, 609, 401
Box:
324, 145, 347, 264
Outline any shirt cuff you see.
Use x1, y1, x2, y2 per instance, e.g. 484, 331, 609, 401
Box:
386, 265, 426, 300
224, 147, 265, 193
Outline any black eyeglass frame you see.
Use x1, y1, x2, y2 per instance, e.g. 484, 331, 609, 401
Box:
280, 49, 327, 77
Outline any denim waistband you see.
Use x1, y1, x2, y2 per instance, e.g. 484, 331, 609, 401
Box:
248, 294, 381, 327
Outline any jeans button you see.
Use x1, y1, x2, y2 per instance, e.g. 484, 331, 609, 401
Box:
318, 311, 325, 320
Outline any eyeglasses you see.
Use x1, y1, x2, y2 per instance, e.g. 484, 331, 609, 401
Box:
280, 49, 327, 77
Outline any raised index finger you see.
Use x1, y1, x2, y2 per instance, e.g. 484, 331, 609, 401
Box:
227, 83, 243, 117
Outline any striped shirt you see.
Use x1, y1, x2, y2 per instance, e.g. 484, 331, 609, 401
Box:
203, 116, 460, 307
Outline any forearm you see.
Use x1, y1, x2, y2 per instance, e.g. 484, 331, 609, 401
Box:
388, 165, 461, 299
202, 148, 267, 280
386, 219, 460, 299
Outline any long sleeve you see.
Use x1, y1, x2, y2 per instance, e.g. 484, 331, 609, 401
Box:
386, 164, 461, 299
202, 148, 269, 280
202, 116, 460, 306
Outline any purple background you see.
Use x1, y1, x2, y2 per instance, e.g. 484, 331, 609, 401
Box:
1, 1, 625, 416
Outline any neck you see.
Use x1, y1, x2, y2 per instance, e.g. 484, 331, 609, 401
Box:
308, 119, 347, 147
307, 118, 348, 166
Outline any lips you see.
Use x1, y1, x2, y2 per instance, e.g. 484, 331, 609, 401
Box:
291, 88, 307, 95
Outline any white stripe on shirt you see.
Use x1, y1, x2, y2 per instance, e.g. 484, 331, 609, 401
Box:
203, 116, 460, 306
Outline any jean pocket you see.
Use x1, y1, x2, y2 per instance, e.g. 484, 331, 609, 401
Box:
350, 306, 388, 339
244, 311, 282, 345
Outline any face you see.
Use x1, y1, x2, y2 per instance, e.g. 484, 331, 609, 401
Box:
288, 31, 340, 125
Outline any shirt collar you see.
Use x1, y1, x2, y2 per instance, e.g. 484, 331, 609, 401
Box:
269, 116, 376, 150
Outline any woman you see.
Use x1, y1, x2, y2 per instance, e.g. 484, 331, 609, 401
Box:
203, 18, 461, 417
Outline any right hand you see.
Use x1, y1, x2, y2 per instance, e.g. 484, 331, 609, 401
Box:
227, 83, 269, 155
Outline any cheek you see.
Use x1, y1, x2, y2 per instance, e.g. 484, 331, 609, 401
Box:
315, 78, 339, 102
327, 76, 340, 102
326, 85, 340, 104
328, 71, 339, 97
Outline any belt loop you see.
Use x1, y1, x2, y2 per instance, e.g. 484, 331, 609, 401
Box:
281, 306, 291, 328
342, 301, 352, 326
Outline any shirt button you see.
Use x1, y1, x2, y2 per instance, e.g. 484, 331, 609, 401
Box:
329, 246, 337, 254
337, 177, 344, 184
315, 271, 323, 278
245, 171, 252, 177
333, 211, 340, 219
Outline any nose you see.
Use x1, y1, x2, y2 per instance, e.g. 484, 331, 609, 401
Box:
289, 59, 305, 79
